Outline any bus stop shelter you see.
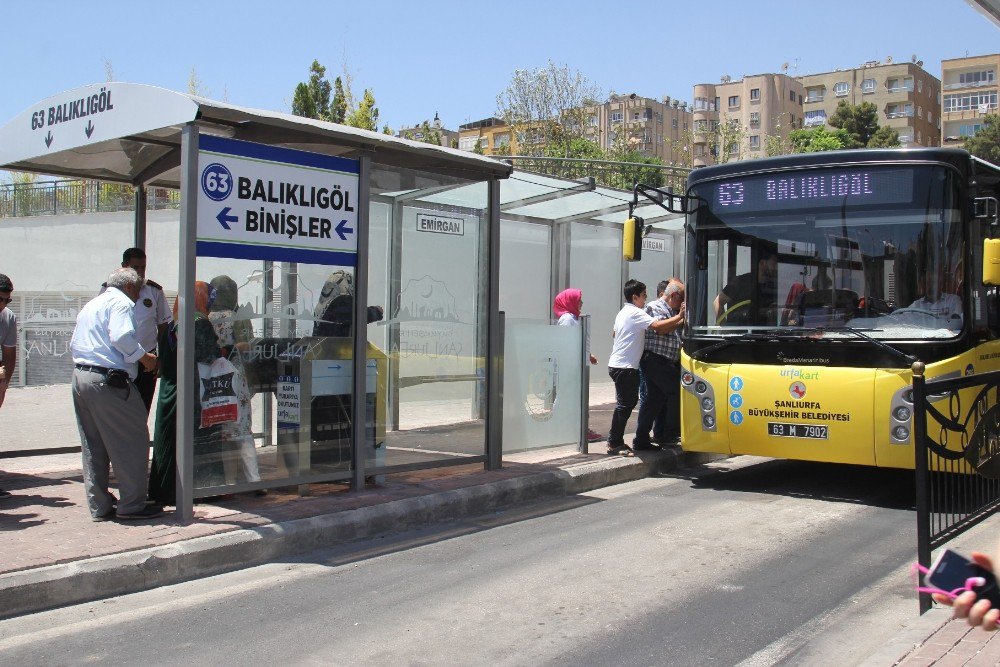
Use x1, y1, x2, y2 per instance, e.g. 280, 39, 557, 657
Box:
0, 82, 511, 520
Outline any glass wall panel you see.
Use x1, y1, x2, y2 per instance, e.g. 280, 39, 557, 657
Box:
502, 319, 582, 452
188, 256, 373, 493
628, 232, 676, 299
372, 166, 489, 468
500, 219, 551, 320
569, 223, 621, 396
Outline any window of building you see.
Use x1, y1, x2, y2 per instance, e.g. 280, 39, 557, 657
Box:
887, 77, 914, 92
589, 115, 598, 126
917, 106, 923, 118
886, 103, 914, 118
917, 79, 923, 93
672, 118, 678, 129
728, 95, 739, 108
480, 136, 490, 148
694, 119, 710, 133
494, 133, 510, 148
458, 136, 478, 151
749, 111, 760, 127
804, 110, 827, 127
611, 111, 623, 123
944, 91, 999, 112
715, 97, 721, 110
805, 87, 825, 103
898, 132, 914, 143
927, 111, 932, 124
750, 88, 760, 101
790, 90, 796, 102
861, 78, 876, 94
694, 97, 716, 111
959, 70, 996, 86
645, 108, 654, 120
728, 142, 739, 155
749, 135, 760, 149
834, 82, 850, 97
633, 112, 640, 121
960, 123, 983, 137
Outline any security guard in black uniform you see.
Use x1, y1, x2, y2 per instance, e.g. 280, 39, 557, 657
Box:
100, 248, 172, 413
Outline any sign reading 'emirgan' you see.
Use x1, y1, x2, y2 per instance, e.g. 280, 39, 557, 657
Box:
196, 135, 360, 265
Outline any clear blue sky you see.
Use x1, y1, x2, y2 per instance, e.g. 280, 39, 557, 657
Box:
0, 0, 997, 134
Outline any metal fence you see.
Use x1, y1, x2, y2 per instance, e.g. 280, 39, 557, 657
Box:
0, 180, 179, 218
913, 362, 1000, 612
502, 156, 690, 192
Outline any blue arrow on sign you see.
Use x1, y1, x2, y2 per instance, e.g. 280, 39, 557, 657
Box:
335, 219, 354, 241
216, 207, 238, 230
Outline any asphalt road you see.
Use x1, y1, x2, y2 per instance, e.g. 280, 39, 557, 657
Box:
0, 455, 966, 666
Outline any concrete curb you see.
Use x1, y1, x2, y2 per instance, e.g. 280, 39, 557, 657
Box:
0, 450, 688, 619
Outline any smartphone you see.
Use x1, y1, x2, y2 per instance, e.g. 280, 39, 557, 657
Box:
925, 548, 1000, 606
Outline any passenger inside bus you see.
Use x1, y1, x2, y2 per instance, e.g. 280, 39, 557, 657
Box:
713, 248, 779, 325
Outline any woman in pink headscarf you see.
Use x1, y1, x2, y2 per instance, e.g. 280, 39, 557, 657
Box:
553, 288, 602, 442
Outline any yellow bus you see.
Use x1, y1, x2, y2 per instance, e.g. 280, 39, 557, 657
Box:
680, 148, 1000, 468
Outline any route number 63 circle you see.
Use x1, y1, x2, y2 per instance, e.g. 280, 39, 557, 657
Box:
201, 163, 233, 202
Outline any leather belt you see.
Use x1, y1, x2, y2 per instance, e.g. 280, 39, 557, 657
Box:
75, 364, 113, 375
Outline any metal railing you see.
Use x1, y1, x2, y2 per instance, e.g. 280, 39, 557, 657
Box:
913, 362, 1000, 613
0, 180, 179, 218
501, 156, 690, 192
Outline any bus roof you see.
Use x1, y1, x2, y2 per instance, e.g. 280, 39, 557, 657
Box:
687, 148, 995, 186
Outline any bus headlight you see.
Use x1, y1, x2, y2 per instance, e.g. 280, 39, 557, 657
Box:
681, 372, 694, 385
702, 397, 715, 411
893, 425, 910, 441
703, 414, 716, 428
893, 406, 912, 422
902, 389, 913, 403
695, 381, 708, 394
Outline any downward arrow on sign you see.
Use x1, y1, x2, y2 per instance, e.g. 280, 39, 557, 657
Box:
85, 120, 95, 138
335, 219, 354, 241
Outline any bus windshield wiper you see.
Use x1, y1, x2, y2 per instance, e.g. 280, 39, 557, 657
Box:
690, 332, 773, 360
801, 326, 917, 365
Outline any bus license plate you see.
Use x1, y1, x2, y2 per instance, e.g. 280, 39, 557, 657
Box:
767, 422, 828, 440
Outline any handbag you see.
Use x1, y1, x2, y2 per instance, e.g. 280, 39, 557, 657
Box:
198, 357, 240, 428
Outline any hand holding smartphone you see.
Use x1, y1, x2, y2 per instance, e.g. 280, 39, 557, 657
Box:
926, 548, 1000, 608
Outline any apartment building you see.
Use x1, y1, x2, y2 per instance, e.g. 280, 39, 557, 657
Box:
582, 93, 693, 165
691, 73, 804, 167
396, 112, 459, 148
940, 53, 999, 147
798, 59, 941, 149
457, 117, 510, 155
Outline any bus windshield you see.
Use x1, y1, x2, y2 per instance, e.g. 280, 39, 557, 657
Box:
687, 164, 963, 340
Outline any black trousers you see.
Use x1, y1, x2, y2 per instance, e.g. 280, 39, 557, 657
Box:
134, 364, 157, 414
608, 367, 640, 446
634, 352, 680, 446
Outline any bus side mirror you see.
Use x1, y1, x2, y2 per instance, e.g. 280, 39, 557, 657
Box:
984, 238, 1000, 286
975, 197, 998, 223
623, 216, 645, 262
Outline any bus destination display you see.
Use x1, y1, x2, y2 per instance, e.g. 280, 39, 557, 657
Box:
712, 168, 915, 213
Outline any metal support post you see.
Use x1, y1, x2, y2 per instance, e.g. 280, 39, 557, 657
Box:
912, 361, 931, 614
351, 154, 373, 491
579, 314, 591, 453
175, 124, 199, 521
134, 184, 147, 249
486, 178, 503, 470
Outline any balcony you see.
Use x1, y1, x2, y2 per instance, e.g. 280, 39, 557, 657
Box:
805, 95, 825, 103
886, 111, 914, 119
944, 79, 995, 90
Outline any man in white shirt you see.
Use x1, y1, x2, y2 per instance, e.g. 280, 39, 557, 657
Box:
909, 271, 962, 325
100, 248, 171, 413
73, 268, 162, 521
606, 279, 682, 456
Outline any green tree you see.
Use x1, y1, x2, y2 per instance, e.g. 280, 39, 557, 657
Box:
964, 114, 1000, 164
543, 136, 602, 160
291, 82, 317, 119
345, 89, 380, 131
330, 77, 348, 123
187, 67, 207, 97
496, 61, 603, 157
404, 120, 443, 146
789, 127, 849, 152
867, 125, 900, 148
306, 60, 332, 120
828, 101, 880, 148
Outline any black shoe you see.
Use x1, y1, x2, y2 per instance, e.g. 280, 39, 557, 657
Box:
115, 504, 164, 521
632, 441, 662, 451
607, 444, 634, 456
92, 510, 116, 522
253, 489, 268, 497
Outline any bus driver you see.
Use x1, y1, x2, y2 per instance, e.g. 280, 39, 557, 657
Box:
713, 247, 779, 326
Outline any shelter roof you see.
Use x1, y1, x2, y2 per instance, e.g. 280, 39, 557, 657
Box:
0, 83, 511, 187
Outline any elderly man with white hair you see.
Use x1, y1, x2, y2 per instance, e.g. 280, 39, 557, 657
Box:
71, 267, 162, 521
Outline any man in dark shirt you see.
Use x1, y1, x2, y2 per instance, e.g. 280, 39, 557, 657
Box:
713, 248, 778, 326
